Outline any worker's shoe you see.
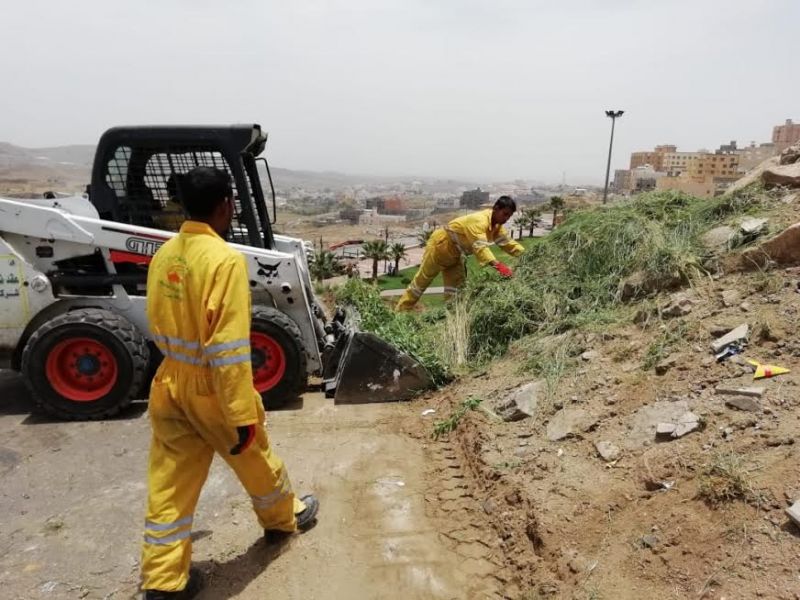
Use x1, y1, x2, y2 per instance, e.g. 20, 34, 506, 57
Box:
264, 494, 320, 544
296, 494, 320, 530
143, 567, 204, 599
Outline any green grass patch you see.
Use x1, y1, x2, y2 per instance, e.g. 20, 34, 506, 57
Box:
463, 186, 775, 362
642, 321, 688, 371
432, 396, 483, 438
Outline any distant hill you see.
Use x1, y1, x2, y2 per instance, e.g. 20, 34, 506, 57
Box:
0, 141, 476, 193
0, 142, 94, 169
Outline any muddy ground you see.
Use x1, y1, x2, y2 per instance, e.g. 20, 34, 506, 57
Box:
4, 256, 800, 600
0, 379, 505, 600
420, 267, 800, 600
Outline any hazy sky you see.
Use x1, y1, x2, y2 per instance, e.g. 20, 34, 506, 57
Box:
1, 0, 797, 183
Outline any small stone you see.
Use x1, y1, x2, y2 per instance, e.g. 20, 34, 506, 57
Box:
656, 422, 676, 437
670, 411, 701, 438
740, 217, 768, 236
725, 397, 761, 412
640, 534, 659, 549
494, 380, 546, 422
672, 421, 700, 438
546, 407, 597, 442
581, 350, 599, 362
655, 355, 678, 375
595, 441, 621, 462
786, 501, 800, 528
710, 324, 749, 353
740, 302, 752, 312
721, 290, 741, 307
482, 498, 496, 515
661, 293, 694, 318
715, 385, 765, 398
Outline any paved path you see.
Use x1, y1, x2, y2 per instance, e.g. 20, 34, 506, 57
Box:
0, 374, 500, 599
380, 286, 444, 297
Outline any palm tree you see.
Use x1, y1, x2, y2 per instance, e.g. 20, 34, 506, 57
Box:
389, 242, 407, 275
514, 212, 530, 240
416, 227, 434, 246
362, 240, 390, 281
522, 207, 542, 237
309, 249, 343, 283
550, 196, 565, 225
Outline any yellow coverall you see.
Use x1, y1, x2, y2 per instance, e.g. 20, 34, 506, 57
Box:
396, 209, 525, 310
140, 221, 304, 592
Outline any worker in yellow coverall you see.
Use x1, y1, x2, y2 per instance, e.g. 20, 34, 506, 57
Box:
140, 167, 319, 599
396, 196, 525, 311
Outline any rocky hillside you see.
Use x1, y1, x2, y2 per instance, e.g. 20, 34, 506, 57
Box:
340, 150, 800, 598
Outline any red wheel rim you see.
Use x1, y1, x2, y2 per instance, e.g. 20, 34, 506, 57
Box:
45, 337, 118, 402
250, 332, 286, 393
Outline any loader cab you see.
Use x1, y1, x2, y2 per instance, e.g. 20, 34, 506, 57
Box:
88, 124, 276, 249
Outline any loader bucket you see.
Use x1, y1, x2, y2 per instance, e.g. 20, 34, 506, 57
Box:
323, 329, 433, 404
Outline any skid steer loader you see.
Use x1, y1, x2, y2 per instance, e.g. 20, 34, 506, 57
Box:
0, 124, 431, 420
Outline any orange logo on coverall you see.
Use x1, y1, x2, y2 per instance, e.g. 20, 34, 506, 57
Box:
159, 257, 189, 300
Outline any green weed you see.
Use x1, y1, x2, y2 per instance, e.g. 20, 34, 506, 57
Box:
432, 396, 482, 439
642, 321, 687, 371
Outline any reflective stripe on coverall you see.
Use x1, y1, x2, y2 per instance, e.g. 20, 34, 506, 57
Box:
396, 209, 525, 310
140, 220, 305, 593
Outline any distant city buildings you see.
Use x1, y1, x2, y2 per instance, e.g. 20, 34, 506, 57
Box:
460, 187, 490, 209
773, 119, 800, 151
613, 117, 794, 198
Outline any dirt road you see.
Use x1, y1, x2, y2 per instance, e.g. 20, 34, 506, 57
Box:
0, 372, 501, 600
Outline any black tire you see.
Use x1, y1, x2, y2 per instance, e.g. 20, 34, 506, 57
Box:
21, 309, 149, 420
251, 306, 307, 410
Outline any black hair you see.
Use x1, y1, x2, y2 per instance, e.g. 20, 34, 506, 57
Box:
494, 195, 517, 213
180, 167, 232, 219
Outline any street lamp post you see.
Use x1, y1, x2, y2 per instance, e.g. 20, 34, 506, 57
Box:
603, 110, 624, 204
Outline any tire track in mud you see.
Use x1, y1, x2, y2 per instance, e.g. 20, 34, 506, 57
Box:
420, 436, 510, 599
425, 413, 557, 599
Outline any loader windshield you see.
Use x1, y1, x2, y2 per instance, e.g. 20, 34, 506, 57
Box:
100, 143, 270, 248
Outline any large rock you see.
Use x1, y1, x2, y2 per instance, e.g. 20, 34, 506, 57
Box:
626, 400, 690, 449
546, 408, 596, 441
494, 380, 545, 422
660, 292, 693, 318
618, 270, 682, 302
739, 217, 768, 237
727, 156, 779, 194
702, 226, 735, 251
780, 143, 800, 166
762, 163, 800, 188
742, 222, 800, 267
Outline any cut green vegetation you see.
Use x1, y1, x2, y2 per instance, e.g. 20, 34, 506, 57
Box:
432, 396, 483, 439
337, 185, 782, 390
334, 278, 451, 385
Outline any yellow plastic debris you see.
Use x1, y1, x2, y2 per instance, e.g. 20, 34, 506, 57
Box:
746, 360, 790, 380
